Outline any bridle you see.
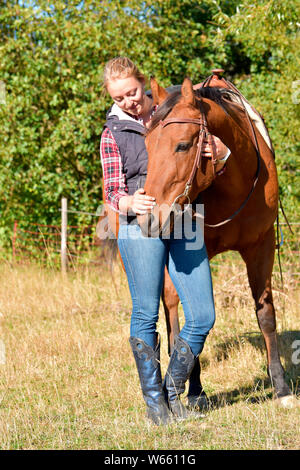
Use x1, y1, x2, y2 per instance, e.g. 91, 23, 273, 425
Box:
159, 98, 261, 228
159, 110, 220, 213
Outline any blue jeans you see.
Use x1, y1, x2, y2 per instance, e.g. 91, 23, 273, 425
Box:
117, 218, 215, 357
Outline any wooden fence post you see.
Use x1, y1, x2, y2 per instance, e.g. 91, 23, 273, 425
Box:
61, 197, 68, 273
12, 221, 18, 261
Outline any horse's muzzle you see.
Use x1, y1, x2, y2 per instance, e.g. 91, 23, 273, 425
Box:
138, 205, 174, 238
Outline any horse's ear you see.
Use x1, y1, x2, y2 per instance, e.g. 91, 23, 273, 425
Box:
181, 77, 195, 106
150, 77, 169, 105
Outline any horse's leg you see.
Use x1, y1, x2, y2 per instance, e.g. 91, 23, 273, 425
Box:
162, 268, 208, 409
161, 268, 180, 355
240, 226, 292, 402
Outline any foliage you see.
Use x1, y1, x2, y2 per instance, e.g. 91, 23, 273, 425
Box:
0, 0, 298, 248
214, 0, 300, 216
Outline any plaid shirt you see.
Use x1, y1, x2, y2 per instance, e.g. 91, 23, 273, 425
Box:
100, 127, 128, 212
100, 104, 157, 212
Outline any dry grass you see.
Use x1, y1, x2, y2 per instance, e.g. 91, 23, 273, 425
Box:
0, 254, 299, 450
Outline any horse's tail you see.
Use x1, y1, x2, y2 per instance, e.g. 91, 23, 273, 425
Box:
95, 205, 119, 268
96, 199, 127, 278
104, 237, 119, 268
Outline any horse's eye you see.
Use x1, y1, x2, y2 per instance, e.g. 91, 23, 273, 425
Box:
175, 142, 191, 152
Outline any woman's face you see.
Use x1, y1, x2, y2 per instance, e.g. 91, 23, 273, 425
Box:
106, 75, 146, 116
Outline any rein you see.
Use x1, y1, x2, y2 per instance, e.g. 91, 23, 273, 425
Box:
159, 97, 261, 228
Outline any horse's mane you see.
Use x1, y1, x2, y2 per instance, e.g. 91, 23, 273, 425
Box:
148, 86, 238, 134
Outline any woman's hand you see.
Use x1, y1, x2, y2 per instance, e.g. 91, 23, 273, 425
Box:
119, 188, 156, 215
201, 135, 229, 160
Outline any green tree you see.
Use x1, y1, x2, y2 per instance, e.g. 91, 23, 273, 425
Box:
214, 0, 300, 215
0, 0, 298, 250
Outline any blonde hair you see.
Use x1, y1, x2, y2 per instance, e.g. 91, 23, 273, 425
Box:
103, 57, 146, 90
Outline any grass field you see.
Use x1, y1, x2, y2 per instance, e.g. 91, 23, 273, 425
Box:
0, 249, 299, 450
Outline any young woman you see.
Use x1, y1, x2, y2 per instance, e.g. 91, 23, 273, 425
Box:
100, 57, 229, 425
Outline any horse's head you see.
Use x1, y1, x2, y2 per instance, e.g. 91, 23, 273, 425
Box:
138, 77, 223, 236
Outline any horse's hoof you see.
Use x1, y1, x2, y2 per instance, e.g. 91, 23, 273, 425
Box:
276, 395, 299, 409
187, 394, 209, 410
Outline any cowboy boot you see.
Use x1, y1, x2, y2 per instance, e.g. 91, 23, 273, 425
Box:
164, 336, 206, 420
129, 335, 173, 425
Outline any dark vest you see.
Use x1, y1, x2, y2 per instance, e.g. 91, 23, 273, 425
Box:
104, 112, 147, 195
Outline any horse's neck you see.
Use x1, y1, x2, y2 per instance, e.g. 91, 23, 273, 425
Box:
205, 101, 260, 197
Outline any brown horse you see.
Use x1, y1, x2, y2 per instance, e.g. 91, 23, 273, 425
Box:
135, 73, 295, 408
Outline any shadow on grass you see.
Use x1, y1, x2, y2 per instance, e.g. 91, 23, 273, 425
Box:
199, 330, 300, 409
206, 379, 274, 410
